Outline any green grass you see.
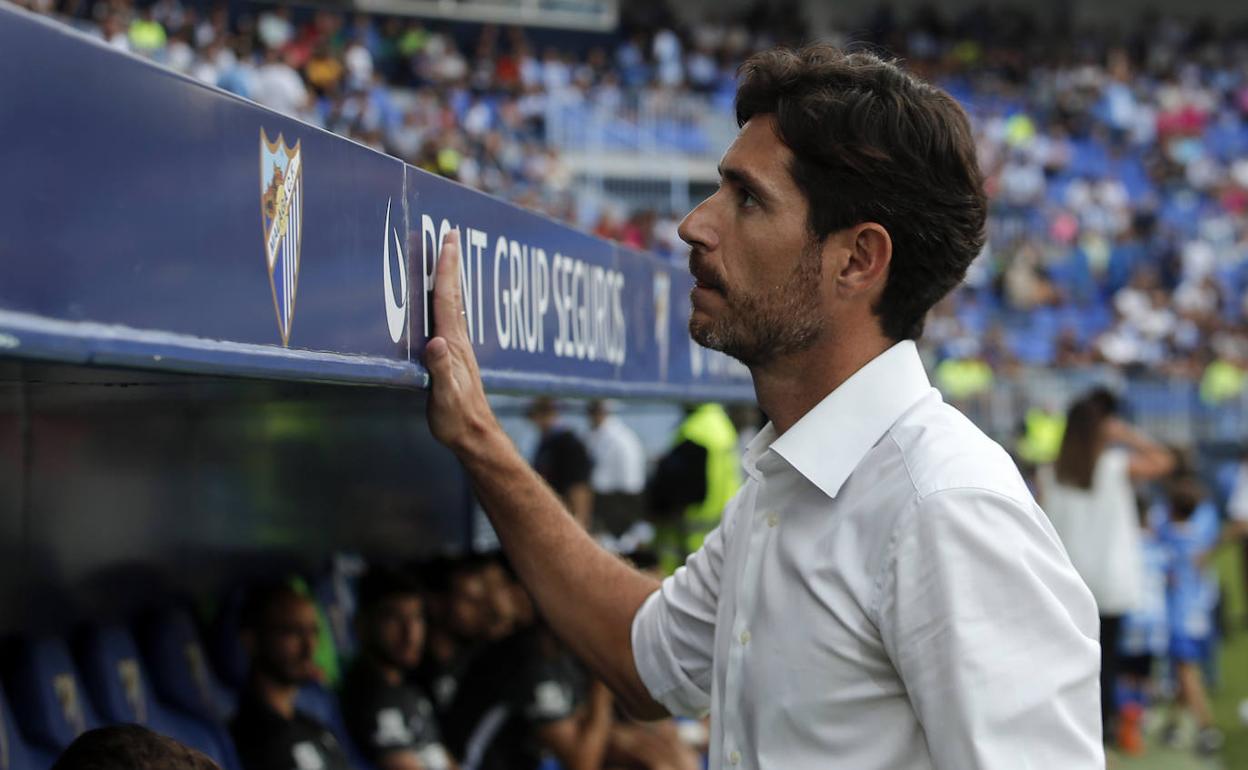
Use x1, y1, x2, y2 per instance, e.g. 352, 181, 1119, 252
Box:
1212, 545, 1247, 770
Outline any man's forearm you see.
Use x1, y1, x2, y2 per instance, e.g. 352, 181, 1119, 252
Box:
421, 231, 665, 718
458, 425, 665, 717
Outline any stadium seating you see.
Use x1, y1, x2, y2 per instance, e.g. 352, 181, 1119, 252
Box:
4, 636, 101, 756
0, 680, 58, 770
311, 571, 358, 664
206, 586, 249, 692
137, 606, 237, 724
75, 623, 239, 770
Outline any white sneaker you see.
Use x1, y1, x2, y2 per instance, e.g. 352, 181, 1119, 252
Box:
1194, 727, 1224, 757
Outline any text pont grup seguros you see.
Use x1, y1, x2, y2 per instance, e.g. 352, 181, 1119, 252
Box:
420, 215, 627, 366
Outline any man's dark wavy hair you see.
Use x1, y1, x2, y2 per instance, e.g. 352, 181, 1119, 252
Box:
52, 725, 221, 770
735, 45, 987, 341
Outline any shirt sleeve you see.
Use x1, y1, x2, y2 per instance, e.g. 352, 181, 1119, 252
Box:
630, 494, 733, 717
876, 487, 1104, 770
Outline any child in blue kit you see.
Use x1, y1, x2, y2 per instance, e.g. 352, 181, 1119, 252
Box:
1117, 495, 1169, 754
1156, 474, 1223, 757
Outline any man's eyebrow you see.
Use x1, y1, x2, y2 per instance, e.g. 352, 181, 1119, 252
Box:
718, 164, 776, 202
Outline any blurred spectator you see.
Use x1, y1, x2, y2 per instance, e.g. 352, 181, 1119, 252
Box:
1039, 389, 1176, 743
231, 583, 350, 770
584, 399, 646, 537
341, 566, 456, 770
256, 5, 292, 51
526, 397, 594, 529
253, 48, 309, 119
648, 403, 740, 574
414, 558, 496, 719
1115, 494, 1169, 756
441, 573, 614, 770
1156, 474, 1225, 757
127, 5, 165, 52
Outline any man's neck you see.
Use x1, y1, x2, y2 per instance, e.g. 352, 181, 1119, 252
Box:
252, 673, 299, 720
751, 332, 894, 436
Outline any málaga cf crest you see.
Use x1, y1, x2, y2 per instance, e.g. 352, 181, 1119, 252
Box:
260, 128, 303, 346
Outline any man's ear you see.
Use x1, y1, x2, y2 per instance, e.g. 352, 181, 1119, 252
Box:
835, 222, 892, 298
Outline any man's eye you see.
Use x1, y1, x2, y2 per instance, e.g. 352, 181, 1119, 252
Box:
739, 190, 760, 209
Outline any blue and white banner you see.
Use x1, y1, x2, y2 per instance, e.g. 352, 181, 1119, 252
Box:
0, 2, 753, 402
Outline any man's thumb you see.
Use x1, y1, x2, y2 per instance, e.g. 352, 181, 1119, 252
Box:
424, 337, 452, 379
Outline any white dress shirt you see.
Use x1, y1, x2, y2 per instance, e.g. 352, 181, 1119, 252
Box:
631, 341, 1103, 770
586, 415, 647, 495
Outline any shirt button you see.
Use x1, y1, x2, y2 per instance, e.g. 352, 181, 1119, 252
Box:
766, 512, 779, 528
728, 750, 742, 765
739, 629, 751, 645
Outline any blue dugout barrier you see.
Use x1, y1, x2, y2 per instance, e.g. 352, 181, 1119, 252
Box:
0, 2, 753, 402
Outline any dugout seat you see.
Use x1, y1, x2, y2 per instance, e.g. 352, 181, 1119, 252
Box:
75, 624, 239, 770
207, 585, 249, 691
4, 636, 100, 755
0, 679, 57, 770
137, 606, 236, 724
310, 569, 358, 664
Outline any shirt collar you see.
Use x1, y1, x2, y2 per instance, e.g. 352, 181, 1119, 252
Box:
752, 340, 932, 498
742, 422, 778, 480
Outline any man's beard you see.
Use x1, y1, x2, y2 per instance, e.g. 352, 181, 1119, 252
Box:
688, 240, 824, 367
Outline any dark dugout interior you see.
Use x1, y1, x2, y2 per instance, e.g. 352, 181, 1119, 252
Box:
0, 359, 470, 636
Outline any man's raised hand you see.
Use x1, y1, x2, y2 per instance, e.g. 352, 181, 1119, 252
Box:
423, 229, 498, 456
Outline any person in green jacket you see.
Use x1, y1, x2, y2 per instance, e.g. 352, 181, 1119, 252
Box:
648, 403, 742, 574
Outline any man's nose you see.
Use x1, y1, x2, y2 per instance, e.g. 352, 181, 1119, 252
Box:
678, 197, 719, 254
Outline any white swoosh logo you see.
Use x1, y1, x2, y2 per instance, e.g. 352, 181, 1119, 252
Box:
383, 197, 408, 343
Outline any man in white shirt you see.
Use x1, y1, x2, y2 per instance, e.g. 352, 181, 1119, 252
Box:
420, 45, 1102, 769
585, 400, 647, 497
585, 400, 648, 537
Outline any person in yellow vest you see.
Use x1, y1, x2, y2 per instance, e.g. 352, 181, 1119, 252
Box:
1200, 357, 1245, 405
648, 403, 742, 574
1017, 406, 1066, 467
127, 6, 166, 53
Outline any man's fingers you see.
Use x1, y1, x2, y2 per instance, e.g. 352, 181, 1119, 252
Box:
432, 229, 468, 342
